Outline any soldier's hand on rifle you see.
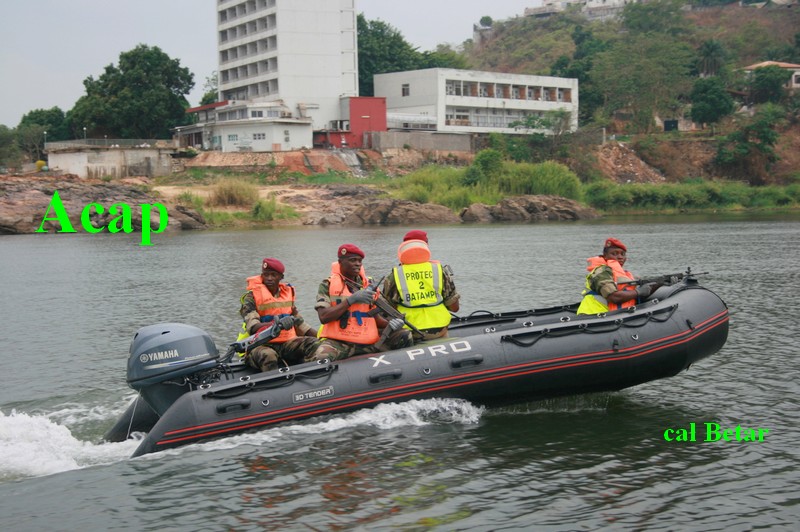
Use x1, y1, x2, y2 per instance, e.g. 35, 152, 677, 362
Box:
635, 282, 659, 299
347, 286, 375, 305
276, 315, 296, 332
387, 318, 405, 332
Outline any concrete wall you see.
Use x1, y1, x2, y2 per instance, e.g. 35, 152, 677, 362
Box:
47, 148, 175, 179
371, 131, 471, 152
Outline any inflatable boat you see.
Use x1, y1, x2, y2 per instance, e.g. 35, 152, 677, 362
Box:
105, 277, 729, 457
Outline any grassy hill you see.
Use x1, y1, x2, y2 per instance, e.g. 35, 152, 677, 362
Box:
464, 3, 800, 75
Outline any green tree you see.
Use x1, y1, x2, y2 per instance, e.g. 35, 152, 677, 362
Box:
591, 34, 694, 132
199, 71, 218, 105
418, 45, 470, 70
0, 125, 23, 168
550, 25, 609, 125
749, 65, 792, 105
357, 14, 420, 96
66, 44, 194, 139
715, 103, 785, 184
16, 123, 47, 162
622, 0, 687, 37
479, 16, 493, 28
18, 107, 69, 141
690, 77, 735, 133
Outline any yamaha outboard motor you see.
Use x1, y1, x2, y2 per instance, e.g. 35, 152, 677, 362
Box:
127, 323, 220, 416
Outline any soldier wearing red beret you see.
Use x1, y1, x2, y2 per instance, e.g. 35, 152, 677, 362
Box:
577, 238, 660, 314
237, 257, 323, 372
309, 243, 412, 362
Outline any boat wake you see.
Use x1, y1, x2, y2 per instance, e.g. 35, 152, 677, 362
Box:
1, 398, 483, 479
0, 409, 139, 481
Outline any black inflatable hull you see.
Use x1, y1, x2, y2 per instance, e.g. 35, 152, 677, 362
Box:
109, 281, 728, 457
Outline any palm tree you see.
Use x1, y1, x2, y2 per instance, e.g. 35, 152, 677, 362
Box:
697, 40, 727, 78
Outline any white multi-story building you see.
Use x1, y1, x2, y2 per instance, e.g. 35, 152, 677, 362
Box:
183, 0, 358, 152
374, 68, 579, 134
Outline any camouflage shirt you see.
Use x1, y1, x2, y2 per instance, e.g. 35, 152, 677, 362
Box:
587, 265, 622, 299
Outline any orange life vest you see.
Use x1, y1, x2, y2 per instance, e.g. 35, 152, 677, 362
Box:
318, 262, 379, 345
245, 275, 297, 343
580, 256, 637, 312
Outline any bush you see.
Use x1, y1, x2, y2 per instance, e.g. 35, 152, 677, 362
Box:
251, 197, 277, 221
497, 161, 581, 199
208, 179, 259, 207
472, 149, 504, 179
176, 191, 205, 210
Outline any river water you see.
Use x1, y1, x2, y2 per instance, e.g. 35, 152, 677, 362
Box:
1, 216, 798, 530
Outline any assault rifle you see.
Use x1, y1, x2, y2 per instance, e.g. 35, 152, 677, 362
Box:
344, 276, 424, 337
631, 268, 709, 286
221, 317, 295, 362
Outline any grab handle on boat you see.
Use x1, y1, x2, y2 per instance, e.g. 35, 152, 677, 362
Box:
451, 354, 484, 368
369, 369, 403, 384
216, 399, 251, 414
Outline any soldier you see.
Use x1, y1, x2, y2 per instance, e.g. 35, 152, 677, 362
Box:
576, 238, 660, 315
382, 230, 460, 342
238, 257, 322, 372
308, 243, 412, 363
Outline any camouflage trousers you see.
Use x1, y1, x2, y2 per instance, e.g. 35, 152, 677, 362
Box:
307, 329, 414, 363
243, 336, 323, 372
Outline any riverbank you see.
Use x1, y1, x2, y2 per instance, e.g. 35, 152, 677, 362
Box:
0, 174, 599, 234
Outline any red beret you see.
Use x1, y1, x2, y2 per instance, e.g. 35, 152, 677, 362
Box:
604, 238, 627, 252
338, 243, 365, 259
261, 258, 285, 274
403, 230, 428, 243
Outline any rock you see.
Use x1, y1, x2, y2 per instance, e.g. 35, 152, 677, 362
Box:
0, 175, 206, 235
461, 195, 598, 223
343, 199, 462, 225
460, 203, 493, 223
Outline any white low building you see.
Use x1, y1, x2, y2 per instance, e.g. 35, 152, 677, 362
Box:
374, 68, 579, 135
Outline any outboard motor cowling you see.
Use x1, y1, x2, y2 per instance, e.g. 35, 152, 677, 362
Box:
127, 323, 219, 415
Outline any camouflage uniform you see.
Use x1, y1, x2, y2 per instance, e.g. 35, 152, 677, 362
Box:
308, 278, 413, 362
586, 265, 618, 299
240, 290, 322, 372
382, 264, 460, 342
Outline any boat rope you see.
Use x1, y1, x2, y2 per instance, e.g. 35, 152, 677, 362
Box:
451, 304, 579, 325
202, 362, 337, 399
126, 394, 141, 439
204, 374, 297, 398
501, 305, 679, 347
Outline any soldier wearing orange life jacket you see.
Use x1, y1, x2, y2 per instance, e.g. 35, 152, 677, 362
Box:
238, 257, 323, 372
576, 238, 661, 315
308, 243, 413, 363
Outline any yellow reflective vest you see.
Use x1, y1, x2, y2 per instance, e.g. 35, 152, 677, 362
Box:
392, 262, 451, 330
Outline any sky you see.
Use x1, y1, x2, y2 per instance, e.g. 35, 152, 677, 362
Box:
0, 0, 539, 128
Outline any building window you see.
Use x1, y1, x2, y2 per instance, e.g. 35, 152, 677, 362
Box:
251, 110, 263, 118
401, 84, 410, 97
253, 133, 266, 140
228, 134, 238, 141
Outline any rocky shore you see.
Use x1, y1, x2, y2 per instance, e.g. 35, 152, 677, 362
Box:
0, 175, 598, 235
